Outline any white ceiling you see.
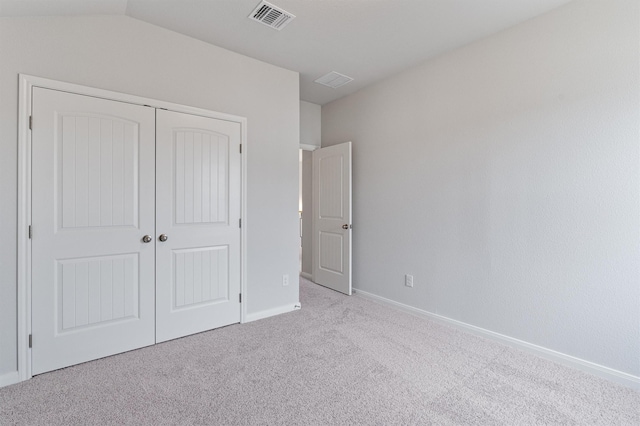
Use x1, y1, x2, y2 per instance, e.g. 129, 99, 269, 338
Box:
0, 0, 572, 105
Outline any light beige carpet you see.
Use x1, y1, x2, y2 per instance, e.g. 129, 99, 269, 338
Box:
1, 277, 638, 425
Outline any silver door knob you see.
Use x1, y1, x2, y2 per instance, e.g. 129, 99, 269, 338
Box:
159, 234, 168, 242
342, 224, 349, 230
142, 235, 152, 243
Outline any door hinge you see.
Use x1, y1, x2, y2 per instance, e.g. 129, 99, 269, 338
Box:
28, 225, 32, 239
28, 334, 32, 348
29, 116, 33, 130
239, 293, 242, 303
239, 218, 242, 228
239, 144, 242, 154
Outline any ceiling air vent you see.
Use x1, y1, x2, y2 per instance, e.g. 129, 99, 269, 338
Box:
315, 71, 354, 89
249, 1, 295, 31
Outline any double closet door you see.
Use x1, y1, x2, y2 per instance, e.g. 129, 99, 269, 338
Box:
31, 88, 241, 375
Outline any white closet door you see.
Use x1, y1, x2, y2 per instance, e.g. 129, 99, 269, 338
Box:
31, 88, 156, 375
155, 109, 241, 343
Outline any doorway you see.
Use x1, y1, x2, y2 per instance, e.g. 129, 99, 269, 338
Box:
299, 142, 353, 295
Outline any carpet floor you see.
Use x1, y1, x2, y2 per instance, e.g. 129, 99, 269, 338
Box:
1, 277, 638, 425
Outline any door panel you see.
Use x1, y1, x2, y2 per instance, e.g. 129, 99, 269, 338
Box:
59, 115, 139, 229
57, 254, 139, 330
31, 88, 156, 375
173, 246, 229, 308
174, 129, 229, 225
312, 142, 352, 295
155, 109, 241, 343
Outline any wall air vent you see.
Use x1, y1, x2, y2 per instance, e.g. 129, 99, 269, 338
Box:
314, 71, 354, 89
249, 1, 295, 31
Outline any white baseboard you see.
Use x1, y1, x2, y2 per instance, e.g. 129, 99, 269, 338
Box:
244, 303, 301, 323
354, 287, 640, 390
0, 371, 21, 388
300, 272, 313, 281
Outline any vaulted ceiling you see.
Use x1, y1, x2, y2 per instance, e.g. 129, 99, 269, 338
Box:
0, 0, 572, 105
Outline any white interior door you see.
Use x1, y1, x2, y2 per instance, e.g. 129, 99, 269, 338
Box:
31, 88, 156, 375
312, 142, 352, 295
155, 109, 242, 343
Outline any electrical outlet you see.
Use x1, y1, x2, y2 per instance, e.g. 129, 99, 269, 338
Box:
282, 274, 289, 286
405, 274, 414, 288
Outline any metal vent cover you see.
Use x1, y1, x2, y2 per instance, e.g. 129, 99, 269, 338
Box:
315, 71, 354, 89
249, 1, 295, 30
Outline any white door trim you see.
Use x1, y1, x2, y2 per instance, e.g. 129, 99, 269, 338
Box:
299, 143, 319, 151
17, 74, 248, 385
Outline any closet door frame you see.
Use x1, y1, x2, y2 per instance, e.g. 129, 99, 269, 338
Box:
16, 74, 248, 384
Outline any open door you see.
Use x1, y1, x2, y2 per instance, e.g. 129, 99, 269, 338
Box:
312, 142, 352, 295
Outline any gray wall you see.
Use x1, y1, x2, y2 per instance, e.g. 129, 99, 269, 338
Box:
300, 101, 321, 147
0, 16, 300, 379
322, 0, 639, 377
